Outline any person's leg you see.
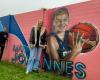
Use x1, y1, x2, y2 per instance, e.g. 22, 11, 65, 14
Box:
33, 47, 42, 70
0, 46, 4, 61
26, 47, 36, 73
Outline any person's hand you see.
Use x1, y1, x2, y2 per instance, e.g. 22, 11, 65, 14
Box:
39, 45, 47, 48
30, 44, 35, 49
70, 32, 89, 60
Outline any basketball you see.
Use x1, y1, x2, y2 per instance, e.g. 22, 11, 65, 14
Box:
70, 22, 99, 53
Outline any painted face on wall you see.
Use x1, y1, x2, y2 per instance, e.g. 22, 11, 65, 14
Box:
54, 14, 69, 32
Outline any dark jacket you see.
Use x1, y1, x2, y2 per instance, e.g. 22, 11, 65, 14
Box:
29, 27, 47, 46
0, 31, 8, 46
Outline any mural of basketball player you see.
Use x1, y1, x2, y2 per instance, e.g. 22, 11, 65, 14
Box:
47, 8, 90, 61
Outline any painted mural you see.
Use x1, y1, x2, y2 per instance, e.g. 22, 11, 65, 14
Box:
0, 0, 100, 80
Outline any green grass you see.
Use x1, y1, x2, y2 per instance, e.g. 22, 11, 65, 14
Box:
0, 61, 71, 80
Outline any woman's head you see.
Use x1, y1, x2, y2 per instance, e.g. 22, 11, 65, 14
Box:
3, 27, 7, 32
52, 8, 69, 32
37, 19, 43, 27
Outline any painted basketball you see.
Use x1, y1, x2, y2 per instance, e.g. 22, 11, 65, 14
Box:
70, 22, 99, 53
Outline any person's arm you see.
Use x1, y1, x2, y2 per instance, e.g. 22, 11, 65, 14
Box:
29, 27, 34, 43
29, 27, 35, 49
40, 28, 47, 48
3, 32, 9, 48
48, 36, 59, 61
44, 29, 47, 45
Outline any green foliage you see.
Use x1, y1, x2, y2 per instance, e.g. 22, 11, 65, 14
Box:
0, 61, 71, 80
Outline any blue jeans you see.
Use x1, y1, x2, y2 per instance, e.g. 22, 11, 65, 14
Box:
26, 47, 42, 72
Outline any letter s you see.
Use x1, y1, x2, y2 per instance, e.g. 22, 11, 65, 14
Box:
75, 62, 86, 79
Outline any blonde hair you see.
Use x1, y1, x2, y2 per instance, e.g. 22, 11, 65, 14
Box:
52, 7, 69, 32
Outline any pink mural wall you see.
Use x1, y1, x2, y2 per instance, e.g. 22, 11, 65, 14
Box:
67, 0, 100, 80
1, 0, 100, 80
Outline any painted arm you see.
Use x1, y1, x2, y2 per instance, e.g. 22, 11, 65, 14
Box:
48, 36, 59, 61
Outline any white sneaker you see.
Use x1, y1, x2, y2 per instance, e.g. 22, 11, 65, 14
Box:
25, 70, 29, 74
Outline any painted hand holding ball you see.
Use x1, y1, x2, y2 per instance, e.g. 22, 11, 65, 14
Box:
61, 22, 99, 61
70, 22, 99, 53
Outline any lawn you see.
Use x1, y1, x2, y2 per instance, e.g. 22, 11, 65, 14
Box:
0, 61, 71, 80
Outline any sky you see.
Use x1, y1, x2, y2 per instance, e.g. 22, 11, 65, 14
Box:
0, 0, 90, 17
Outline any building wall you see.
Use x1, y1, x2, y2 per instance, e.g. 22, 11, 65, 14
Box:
1, 0, 100, 80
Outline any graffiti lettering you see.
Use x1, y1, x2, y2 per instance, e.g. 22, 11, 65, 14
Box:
12, 44, 27, 65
